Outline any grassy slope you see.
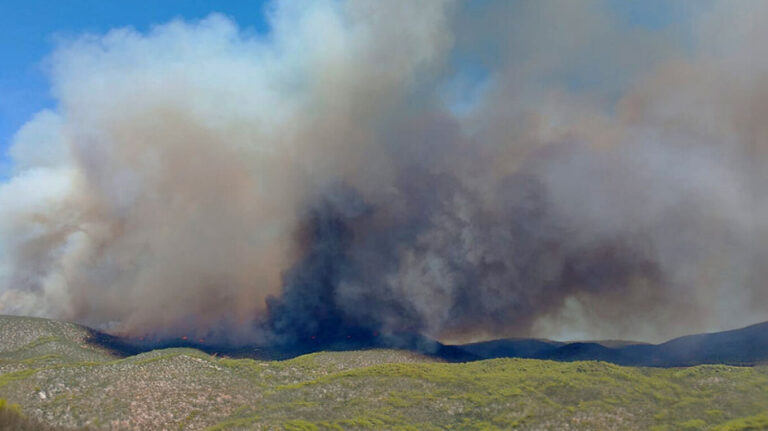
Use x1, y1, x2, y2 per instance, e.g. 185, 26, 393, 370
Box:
1, 316, 768, 430
0, 398, 90, 431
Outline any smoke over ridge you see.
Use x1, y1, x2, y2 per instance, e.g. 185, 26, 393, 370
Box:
2, 0, 768, 345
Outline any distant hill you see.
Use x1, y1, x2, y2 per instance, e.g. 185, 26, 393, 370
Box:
3, 315, 768, 430
453, 321, 768, 366
5, 314, 768, 368
7, 313, 768, 367
457, 338, 564, 359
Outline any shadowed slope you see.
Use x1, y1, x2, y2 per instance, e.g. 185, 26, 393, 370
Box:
453, 321, 768, 366
77, 315, 768, 366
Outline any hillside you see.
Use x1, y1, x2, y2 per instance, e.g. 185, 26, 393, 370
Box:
2, 316, 768, 430
454, 321, 768, 367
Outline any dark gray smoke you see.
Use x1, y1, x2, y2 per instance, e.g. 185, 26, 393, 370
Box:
1, 0, 767, 345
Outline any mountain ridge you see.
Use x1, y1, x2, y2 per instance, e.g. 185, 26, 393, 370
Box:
3, 314, 768, 430
453, 320, 768, 366
4, 314, 767, 367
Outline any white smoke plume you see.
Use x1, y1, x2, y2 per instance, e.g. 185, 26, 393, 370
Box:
1, 0, 767, 345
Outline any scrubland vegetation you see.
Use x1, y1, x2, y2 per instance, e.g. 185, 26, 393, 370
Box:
0, 397, 89, 431
2, 316, 768, 430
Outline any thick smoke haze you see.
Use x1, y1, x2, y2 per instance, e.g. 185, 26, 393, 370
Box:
1, 0, 767, 345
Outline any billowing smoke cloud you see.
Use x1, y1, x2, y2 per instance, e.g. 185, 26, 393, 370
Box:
1, 0, 767, 345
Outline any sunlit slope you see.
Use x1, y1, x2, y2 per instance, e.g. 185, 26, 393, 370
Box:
1, 315, 768, 430
0, 315, 116, 365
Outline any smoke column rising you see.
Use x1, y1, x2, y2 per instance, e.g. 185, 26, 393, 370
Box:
1, 0, 768, 346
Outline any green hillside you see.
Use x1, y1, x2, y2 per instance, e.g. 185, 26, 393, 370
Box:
1, 316, 768, 430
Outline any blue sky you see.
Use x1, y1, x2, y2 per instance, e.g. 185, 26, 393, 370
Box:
0, 0, 700, 178
607, 0, 705, 29
0, 0, 270, 177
